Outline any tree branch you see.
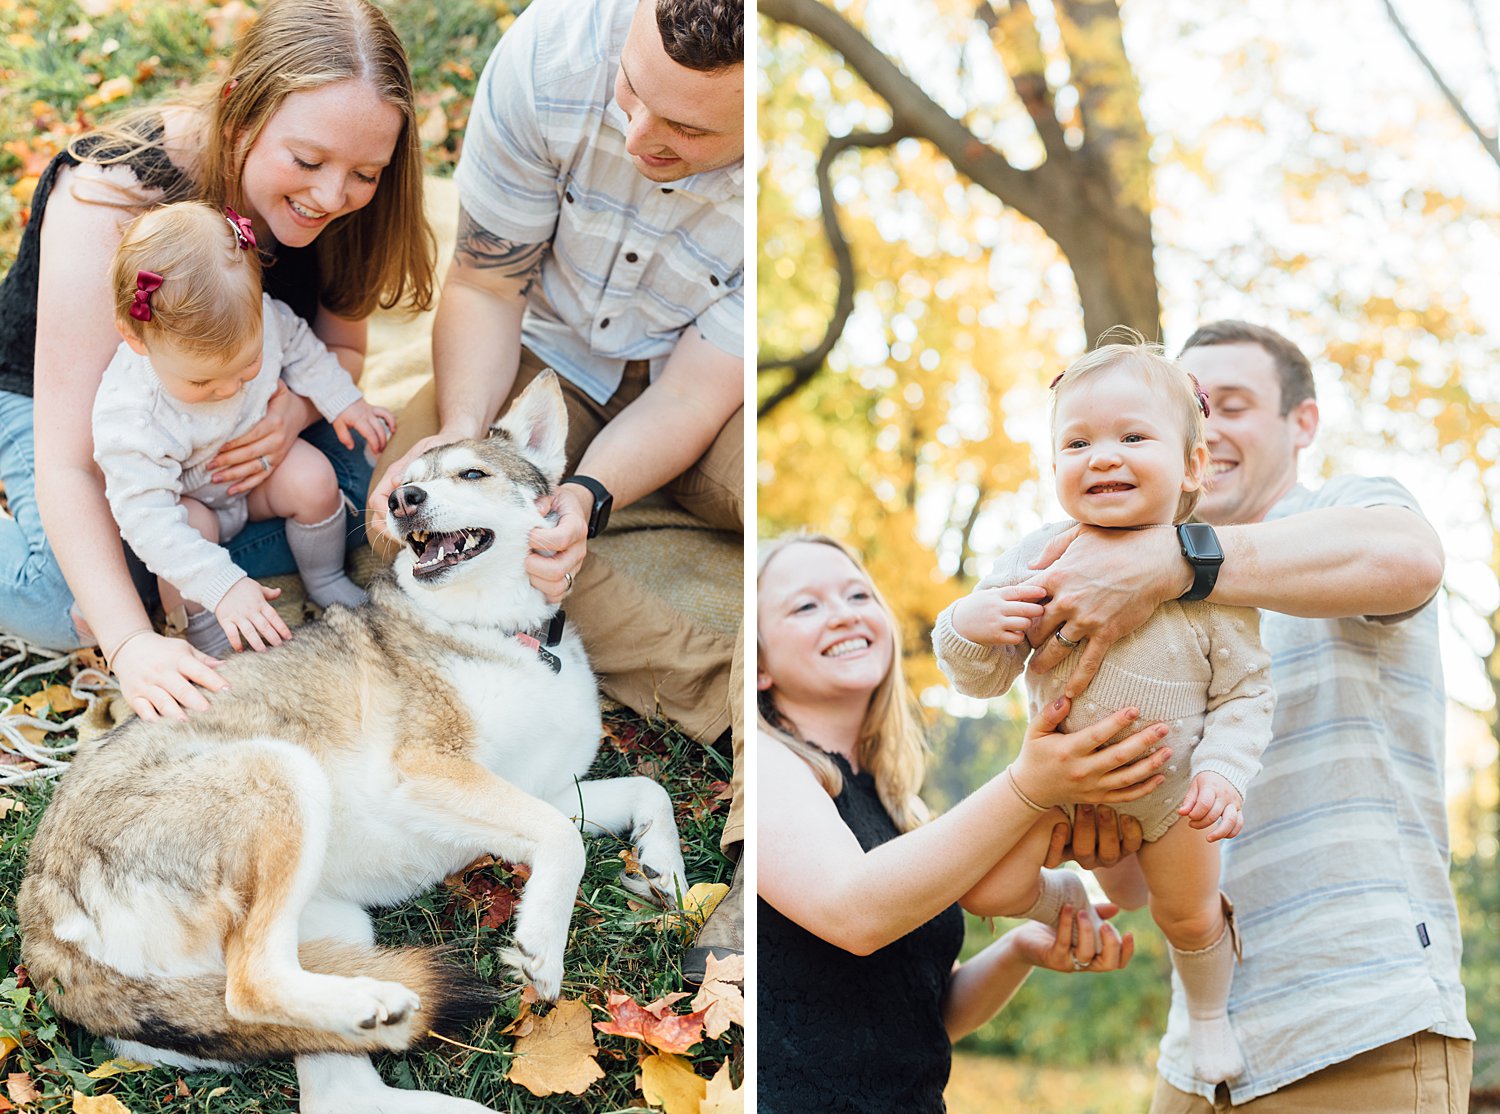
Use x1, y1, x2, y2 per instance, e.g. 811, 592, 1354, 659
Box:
757, 127, 905, 418
760, 0, 1051, 222
1383, 0, 1500, 170
975, 0, 1071, 165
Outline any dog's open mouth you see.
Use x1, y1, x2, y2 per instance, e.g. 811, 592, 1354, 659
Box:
407, 528, 495, 578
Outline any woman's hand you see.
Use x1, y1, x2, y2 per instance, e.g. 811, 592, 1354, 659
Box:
211, 383, 315, 495
1014, 902, 1135, 973
1010, 695, 1172, 810
111, 630, 228, 722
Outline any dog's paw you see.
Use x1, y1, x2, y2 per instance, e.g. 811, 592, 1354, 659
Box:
499, 943, 563, 1003
622, 842, 690, 908
313, 976, 421, 1035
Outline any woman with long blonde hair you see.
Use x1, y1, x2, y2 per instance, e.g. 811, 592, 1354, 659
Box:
0, 0, 434, 720
757, 533, 1171, 1112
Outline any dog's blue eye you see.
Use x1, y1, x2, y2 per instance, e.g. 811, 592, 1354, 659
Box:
458, 469, 488, 480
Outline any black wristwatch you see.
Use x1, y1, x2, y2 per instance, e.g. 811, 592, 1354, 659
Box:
1177, 522, 1223, 601
560, 475, 613, 539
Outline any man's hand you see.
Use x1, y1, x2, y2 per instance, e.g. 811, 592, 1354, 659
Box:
367, 433, 458, 541
1179, 771, 1245, 842
1027, 524, 1191, 694
1043, 804, 1145, 870
526, 483, 592, 604
951, 583, 1048, 645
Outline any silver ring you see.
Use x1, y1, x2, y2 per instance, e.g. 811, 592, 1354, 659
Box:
1071, 956, 1093, 971
564, 570, 575, 592
259, 454, 272, 473
1055, 629, 1083, 649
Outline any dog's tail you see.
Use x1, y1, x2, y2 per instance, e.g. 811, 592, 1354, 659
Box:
24, 933, 499, 1064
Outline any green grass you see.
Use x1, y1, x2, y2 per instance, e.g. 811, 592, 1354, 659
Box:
0, 639, 736, 1111
0, 0, 523, 270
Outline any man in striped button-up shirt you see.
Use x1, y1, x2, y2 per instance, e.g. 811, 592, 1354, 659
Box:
370, 0, 745, 976
1028, 321, 1471, 1111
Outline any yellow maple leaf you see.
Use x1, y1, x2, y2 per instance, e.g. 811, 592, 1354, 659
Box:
84, 1059, 152, 1079
699, 1061, 743, 1113
638, 1052, 706, 1114
72, 1092, 135, 1113
0, 1036, 16, 1060
690, 954, 744, 1040
504, 997, 604, 1097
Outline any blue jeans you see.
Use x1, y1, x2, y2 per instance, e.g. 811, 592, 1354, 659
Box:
0, 389, 373, 649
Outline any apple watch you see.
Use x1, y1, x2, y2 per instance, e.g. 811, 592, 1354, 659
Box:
560, 475, 613, 539
1177, 522, 1223, 601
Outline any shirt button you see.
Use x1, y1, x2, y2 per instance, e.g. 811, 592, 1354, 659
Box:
625, 252, 638, 263
565, 191, 574, 203
710, 275, 720, 287
661, 187, 674, 194
601, 318, 611, 328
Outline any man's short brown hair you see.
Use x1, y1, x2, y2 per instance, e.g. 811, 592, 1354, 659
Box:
1179, 320, 1315, 415
655, 0, 742, 73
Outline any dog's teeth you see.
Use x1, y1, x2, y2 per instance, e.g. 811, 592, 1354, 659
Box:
436, 545, 445, 561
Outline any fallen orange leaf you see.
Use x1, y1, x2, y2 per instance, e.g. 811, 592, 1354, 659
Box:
6, 1073, 38, 1106
596, 992, 706, 1055
637, 1052, 706, 1114
505, 997, 604, 1097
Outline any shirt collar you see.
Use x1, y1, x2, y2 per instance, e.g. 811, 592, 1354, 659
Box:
602, 97, 744, 204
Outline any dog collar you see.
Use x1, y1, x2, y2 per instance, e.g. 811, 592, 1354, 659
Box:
514, 610, 566, 674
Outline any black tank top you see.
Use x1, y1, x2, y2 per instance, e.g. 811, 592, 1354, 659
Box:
0, 129, 321, 397
758, 749, 966, 1113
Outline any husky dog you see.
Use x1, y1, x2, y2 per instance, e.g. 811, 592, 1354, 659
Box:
18, 372, 689, 1114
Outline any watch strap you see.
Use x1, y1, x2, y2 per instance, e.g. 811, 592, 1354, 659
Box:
1177, 523, 1222, 602
560, 475, 612, 538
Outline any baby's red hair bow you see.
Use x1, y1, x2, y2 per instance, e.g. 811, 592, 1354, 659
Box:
129, 270, 163, 322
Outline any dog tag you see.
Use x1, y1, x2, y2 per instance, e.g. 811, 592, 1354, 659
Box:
515, 632, 563, 675
546, 610, 566, 647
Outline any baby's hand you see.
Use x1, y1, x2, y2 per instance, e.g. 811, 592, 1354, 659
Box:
1179, 771, 1244, 842
333, 399, 397, 454
951, 582, 1048, 645
214, 577, 293, 653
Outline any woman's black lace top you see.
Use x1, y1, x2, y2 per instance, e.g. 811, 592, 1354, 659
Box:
0, 130, 321, 398
758, 749, 965, 1113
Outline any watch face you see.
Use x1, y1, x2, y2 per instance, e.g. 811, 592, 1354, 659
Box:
1181, 522, 1224, 562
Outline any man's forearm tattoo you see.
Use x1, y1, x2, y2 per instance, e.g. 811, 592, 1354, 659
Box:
456, 206, 549, 294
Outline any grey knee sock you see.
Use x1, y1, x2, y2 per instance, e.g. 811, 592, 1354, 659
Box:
184, 608, 233, 659
1171, 923, 1244, 1083
1019, 868, 1104, 934
286, 507, 367, 610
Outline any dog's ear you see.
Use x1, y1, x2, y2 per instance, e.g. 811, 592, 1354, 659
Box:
490, 370, 568, 482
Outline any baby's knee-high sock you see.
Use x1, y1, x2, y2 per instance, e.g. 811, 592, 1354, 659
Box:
183, 607, 233, 659
1171, 922, 1244, 1084
286, 506, 367, 609
1019, 868, 1104, 935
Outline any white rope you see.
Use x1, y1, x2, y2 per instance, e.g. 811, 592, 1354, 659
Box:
0, 640, 119, 787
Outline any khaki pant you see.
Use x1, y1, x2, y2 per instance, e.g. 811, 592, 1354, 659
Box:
369, 351, 744, 849
1149, 1033, 1472, 1114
